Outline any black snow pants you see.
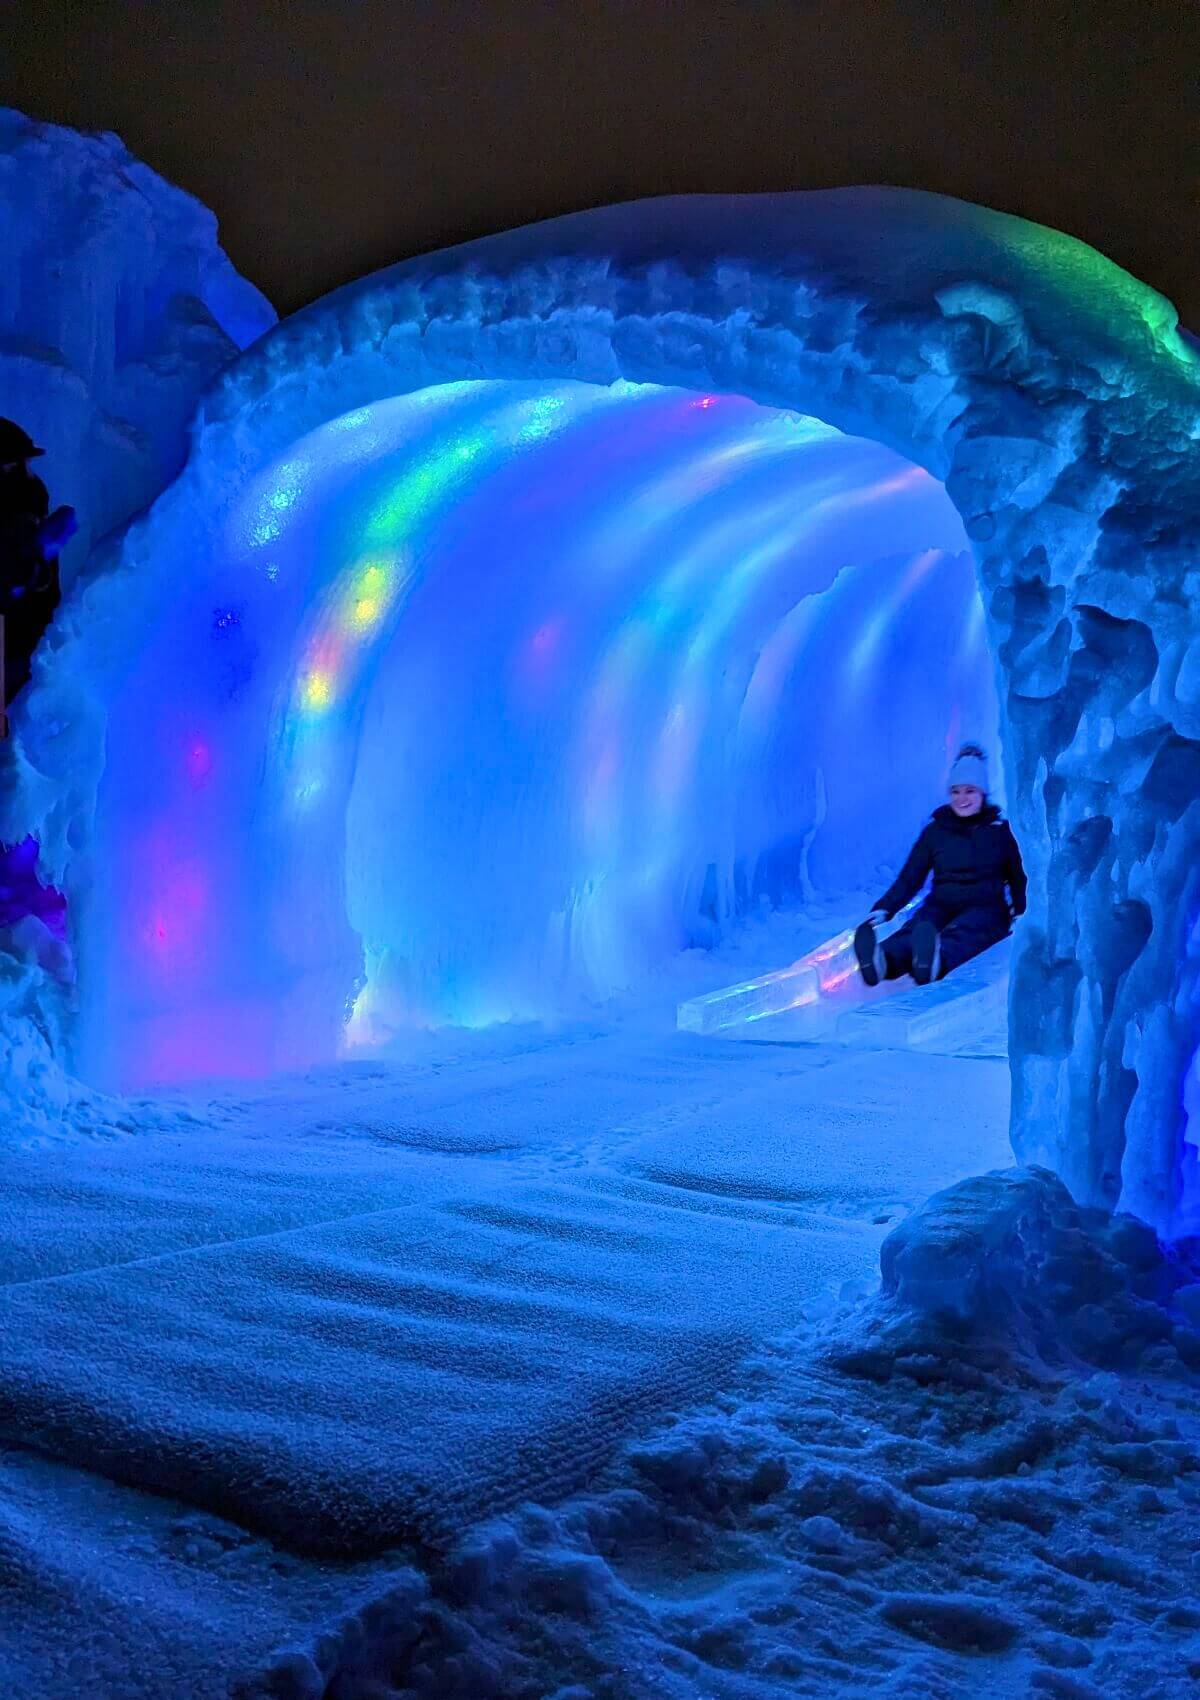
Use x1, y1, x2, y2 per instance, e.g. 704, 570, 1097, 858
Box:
881, 898, 1010, 983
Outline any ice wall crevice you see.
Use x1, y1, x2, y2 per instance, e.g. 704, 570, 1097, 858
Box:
6, 187, 1200, 1228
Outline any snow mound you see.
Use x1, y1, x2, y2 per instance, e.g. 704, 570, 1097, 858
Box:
237, 1258, 1200, 1700
850, 1166, 1200, 1377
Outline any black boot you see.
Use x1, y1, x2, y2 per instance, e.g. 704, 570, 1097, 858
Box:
853, 919, 885, 987
911, 918, 941, 985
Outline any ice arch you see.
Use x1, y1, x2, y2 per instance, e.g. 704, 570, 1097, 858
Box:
7, 189, 1199, 1229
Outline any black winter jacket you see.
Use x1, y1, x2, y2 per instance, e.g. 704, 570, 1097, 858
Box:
875, 803, 1026, 921
0, 463, 50, 603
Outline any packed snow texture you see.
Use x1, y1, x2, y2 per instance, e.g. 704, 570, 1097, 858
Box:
6, 1041, 1199, 1699
0, 963, 1019, 1695
252, 1166, 1200, 1700
5, 184, 1200, 1225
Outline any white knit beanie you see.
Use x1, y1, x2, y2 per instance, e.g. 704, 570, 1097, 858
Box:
949, 742, 989, 792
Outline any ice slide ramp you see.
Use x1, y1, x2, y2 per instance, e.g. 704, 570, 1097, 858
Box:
835, 938, 1010, 1056
676, 903, 922, 1035
679, 927, 1010, 1057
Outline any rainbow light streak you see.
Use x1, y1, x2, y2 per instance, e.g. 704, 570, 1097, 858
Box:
644, 486, 847, 872
346, 561, 391, 630
303, 669, 335, 711
576, 413, 842, 872
278, 386, 637, 817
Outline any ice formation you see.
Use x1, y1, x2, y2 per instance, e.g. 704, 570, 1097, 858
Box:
0, 107, 273, 579
0, 106, 272, 1118
3, 186, 1199, 1228
13, 380, 991, 1085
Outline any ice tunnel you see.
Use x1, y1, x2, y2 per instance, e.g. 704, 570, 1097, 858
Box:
73, 379, 996, 1078
5, 188, 1199, 1230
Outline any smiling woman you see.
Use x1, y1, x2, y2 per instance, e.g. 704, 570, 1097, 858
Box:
5, 187, 1199, 1230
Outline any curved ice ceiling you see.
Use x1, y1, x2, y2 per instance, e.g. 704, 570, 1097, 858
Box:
79, 378, 992, 1083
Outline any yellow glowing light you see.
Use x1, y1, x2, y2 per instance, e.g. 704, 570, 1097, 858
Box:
342, 561, 392, 631
304, 670, 334, 710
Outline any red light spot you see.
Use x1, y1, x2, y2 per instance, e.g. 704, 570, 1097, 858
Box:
692, 394, 717, 409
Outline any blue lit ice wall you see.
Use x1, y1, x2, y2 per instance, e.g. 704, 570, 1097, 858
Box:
80, 380, 995, 1081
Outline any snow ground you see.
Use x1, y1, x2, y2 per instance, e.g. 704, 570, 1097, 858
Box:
1, 911, 1195, 1697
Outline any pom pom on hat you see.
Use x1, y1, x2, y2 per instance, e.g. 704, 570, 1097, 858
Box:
949, 741, 989, 792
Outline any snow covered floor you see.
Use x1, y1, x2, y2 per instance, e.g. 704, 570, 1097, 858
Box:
5, 924, 1194, 1697
0, 1028, 1010, 1530
293, 1282, 1200, 1700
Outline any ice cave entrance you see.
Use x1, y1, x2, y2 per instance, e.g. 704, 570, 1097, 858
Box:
79, 379, 995, 1087
13, 189, 1197, 1227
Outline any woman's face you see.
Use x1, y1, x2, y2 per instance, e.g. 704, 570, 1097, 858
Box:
950, 783, 984, 817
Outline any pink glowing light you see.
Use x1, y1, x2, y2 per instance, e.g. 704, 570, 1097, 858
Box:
186, 739, 213, 785
142, 853, 209, 966
308, 631, 345, 678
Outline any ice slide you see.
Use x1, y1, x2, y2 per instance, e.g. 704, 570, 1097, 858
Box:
678, 912, 1010, 1056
